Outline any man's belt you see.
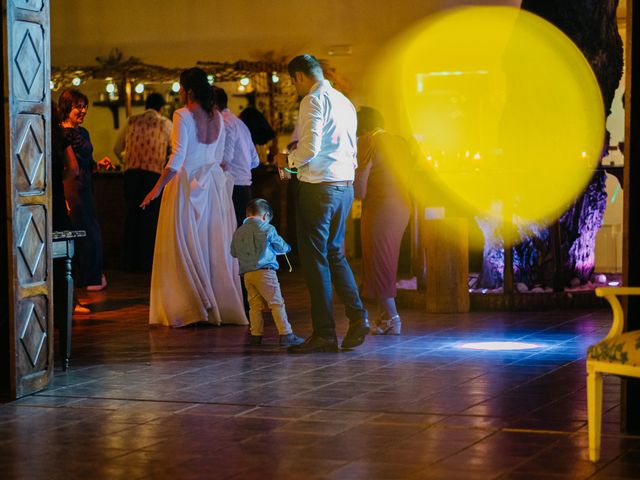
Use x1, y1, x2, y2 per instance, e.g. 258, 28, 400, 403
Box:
317, 180, 353, 186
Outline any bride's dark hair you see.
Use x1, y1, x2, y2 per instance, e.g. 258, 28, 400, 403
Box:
180, 68, 215, 116
180, 67, 220, 144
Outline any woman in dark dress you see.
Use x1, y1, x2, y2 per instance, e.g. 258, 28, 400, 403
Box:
354, 107, 412, 335
52, 100, 93, 314
51, 101, 75, 232
59, 89, 112, 290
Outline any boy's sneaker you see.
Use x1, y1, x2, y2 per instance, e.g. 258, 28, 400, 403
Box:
279, 333, 305, 347
248, 335, 263, 346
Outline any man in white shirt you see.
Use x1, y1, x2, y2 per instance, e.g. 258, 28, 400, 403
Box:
215, 87, 260, 226
114, 93, 172, 271
275, 54, 369, 353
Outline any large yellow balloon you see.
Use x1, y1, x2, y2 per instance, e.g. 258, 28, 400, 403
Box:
367, 6, 604, 243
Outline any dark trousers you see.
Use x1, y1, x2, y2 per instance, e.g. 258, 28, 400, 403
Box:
123, 169, 161, 272
232, 185, 253, 228
286, 176, 299, 266
233, 184, 253, 313
296, 182, 367, 339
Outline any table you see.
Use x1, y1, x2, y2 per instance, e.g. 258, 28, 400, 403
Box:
52, 230, 85, 370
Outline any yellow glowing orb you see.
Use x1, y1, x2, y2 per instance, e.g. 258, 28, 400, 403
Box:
367, 7, 604, 243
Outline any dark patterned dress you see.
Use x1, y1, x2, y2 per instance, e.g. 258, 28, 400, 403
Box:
51, 124, 72, 231
62, 126, 103, 287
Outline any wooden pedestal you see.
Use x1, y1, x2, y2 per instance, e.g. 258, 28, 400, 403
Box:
424, 218, 470, 313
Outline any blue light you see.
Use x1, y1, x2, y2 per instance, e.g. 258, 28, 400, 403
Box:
458, 341, 542, 351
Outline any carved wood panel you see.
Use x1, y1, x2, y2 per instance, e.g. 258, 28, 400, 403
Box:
14, 0, 44, 11
12, 20, 45, 103
16, 296, 49, 374
15, 205, 47, 285
3, 0, 52, 399
15, 113, 46, 193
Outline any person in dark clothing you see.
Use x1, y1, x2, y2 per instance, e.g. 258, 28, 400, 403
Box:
239, 106, 275, 146
114, 93, 172, 272
52, 100, 88, 315
51, 101, 75, 232
59, 89, 113, 291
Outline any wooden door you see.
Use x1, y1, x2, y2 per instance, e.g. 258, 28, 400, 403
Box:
623, 0, 640, 433
1, 0, 52, 399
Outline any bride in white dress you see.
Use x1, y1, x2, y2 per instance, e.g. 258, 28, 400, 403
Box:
141, 68, 248, 327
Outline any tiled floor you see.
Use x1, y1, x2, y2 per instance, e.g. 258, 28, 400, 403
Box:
1, 269, 639, 479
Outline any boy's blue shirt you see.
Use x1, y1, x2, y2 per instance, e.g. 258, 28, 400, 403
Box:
230, 217, 291, 275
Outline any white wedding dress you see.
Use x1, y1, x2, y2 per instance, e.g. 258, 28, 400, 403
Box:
149, 107, 248, 327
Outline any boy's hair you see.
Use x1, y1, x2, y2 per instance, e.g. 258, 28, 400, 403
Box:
246, 198, 273, 220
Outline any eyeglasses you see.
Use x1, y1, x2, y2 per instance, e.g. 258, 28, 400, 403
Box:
73, 104, 88, 111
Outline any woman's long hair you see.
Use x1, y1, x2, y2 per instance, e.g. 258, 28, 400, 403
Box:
180, 67, 220, 144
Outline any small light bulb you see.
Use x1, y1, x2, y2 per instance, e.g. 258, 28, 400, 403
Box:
106, 83, 115, 94
49, 81, 55, 90
72, 77, 81, 87
172, 82, 180, 93
271, 73, 280, 83
207, 74, 214, 85
238, 85, 246, 92
240, 77, 250, 86
134, 83, 145, 94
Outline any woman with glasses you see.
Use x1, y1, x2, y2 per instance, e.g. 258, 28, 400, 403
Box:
59, 89, 113, 293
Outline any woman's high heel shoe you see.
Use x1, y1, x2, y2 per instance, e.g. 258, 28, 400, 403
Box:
372, 314, 401, 335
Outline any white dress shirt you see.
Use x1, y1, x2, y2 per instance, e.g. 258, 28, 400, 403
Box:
288, 80, 358, 183
221, 109, 260, 186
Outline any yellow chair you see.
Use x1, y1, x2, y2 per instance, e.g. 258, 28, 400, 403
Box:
587, 287, 640, 462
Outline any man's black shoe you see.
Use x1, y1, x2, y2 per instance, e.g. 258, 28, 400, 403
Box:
287, 335, 339, 354
341, 319, 370, 349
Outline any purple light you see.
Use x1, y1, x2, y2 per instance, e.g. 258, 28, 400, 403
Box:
608, 281, 620, 286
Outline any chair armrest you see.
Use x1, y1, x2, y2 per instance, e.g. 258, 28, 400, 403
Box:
594, 287, 640, 340
595, 287, 640, 297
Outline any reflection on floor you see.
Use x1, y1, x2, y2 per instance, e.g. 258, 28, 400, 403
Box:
1, 269, 639, 480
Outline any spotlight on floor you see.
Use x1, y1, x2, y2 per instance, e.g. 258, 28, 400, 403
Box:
458, 341, 542, 351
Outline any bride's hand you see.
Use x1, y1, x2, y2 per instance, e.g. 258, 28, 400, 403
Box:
140, 189, 158, 209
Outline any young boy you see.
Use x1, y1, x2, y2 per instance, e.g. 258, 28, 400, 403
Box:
230, 199, 304, 347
